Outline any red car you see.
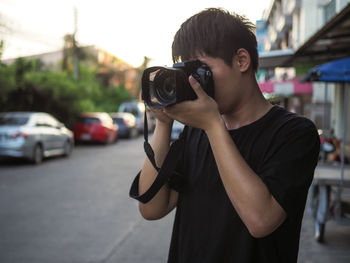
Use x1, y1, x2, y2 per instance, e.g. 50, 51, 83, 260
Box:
73, 112, 118, 144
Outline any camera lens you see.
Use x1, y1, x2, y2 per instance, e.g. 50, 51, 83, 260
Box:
153, 71, 177, 105
156, 77, 176, 103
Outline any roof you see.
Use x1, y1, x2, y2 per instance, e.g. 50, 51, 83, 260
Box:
79, 112, 110, 118
109, 112, 135, 118
291, 3, 350, 65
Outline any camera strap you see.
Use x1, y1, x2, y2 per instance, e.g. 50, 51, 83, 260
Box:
142, 109, 160, 172
129, 107, 186, 204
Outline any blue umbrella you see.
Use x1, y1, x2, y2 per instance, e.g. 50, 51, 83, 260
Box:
306, 57, 350, 82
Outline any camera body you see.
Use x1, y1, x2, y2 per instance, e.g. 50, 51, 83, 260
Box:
141, 60, 214, 108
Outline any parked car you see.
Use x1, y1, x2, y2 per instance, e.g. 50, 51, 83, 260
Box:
73, 112, 118, 144
0, 112, 74, 164
109, 112, 138, 139
118, 100, 155, 133
171, 120, 185, 141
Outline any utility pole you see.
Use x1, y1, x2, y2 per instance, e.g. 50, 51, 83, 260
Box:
72, 6, 79, 80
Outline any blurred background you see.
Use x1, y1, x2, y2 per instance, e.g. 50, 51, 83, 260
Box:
1, 0, 350, 262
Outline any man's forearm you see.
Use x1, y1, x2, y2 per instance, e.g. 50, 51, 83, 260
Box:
140, 120, 172, 190
138, 120, 177, 220
205, 119, 286, 237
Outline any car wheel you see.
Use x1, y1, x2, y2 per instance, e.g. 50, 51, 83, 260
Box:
32, 144, 43, 165
63, 140, 72, 157
104, 133, 110, 145
130, 128, 138, 138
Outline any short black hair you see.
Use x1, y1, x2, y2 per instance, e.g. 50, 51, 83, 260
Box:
172, 8, 258, 72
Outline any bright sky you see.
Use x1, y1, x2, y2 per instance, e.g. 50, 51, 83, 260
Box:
0, 0, 271, 67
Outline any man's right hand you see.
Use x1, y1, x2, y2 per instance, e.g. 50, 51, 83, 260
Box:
146, 106, 173, 126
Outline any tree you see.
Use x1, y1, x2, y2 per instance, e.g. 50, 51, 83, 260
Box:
0, 57, 134, 127
0, 40, 4, 60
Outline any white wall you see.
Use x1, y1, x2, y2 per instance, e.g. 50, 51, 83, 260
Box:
292, 11, 301, 49
312, 83, 335, 104
337, 0, 350, 12
333, 84, 350, 144
299, 0, 323, 45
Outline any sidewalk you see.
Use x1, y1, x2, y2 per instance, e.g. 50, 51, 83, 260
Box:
298, 165, 350, 263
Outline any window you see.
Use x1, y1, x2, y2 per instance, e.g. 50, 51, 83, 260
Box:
77, 117, 100, 124
0, 116, 29, 125
323, 0, 336, 24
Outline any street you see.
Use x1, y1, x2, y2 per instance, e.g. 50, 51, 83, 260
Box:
0, 137, 173, 263
0, 136, 350, 263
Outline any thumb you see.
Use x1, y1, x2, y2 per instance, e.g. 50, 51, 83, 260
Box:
189, 75, 206, 98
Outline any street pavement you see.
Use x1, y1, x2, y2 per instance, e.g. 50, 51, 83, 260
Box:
0, 136, 349, 262
298, 167, 350, 263
299, 206, 350, 263
0, 136, 173, 263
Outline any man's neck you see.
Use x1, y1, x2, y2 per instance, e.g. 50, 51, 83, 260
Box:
222, 80, 272, 130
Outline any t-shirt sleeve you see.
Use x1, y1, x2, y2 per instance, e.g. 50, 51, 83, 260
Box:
259, 119, 320, 219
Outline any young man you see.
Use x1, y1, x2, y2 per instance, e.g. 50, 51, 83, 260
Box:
130, 8, 320, 263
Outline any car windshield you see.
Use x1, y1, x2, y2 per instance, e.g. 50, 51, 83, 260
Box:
77, 117, 101, 125
0, 116, 29, 125
113, 118, 124, 125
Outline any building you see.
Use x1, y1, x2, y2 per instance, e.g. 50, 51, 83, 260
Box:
258, 0, 350, 151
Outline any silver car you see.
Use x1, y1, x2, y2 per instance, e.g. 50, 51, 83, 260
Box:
0, 112, 74, 164
118, 101, 155, 133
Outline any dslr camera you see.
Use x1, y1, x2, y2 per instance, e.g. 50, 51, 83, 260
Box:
141, 60, 214, 108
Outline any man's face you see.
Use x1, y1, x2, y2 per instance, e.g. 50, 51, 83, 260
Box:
196, 53, 242, 114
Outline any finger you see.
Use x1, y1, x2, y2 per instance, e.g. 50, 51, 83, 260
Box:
146, 106, 155, 113
189, 75, 207, 98
162, 107, 176, 119
164, 103, 185, 117
163, 104, 178, 115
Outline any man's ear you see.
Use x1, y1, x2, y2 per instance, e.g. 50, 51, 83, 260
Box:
233, 48, 251, 73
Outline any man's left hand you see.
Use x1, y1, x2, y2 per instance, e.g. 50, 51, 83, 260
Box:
163, 75, 222, 132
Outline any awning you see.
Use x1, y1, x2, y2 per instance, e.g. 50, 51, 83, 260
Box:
291, 3, 350, 65
259, 78, 313, 95
259, 49, 294, 69
305, 57, 350, 82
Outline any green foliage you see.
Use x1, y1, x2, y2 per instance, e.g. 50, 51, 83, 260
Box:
0, 40, 4, 60
0, 61, 15, 106
0, 57, 135, 128
94, 84, 134, 112
294, 61, 318, 76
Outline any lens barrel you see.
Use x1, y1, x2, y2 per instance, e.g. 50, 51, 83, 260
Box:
153, 70, 177, 105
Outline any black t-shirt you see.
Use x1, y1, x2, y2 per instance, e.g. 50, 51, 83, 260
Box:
167, 106, 320, 263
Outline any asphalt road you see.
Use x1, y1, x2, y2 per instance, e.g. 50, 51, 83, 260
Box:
0, 136, 349, 263
0, 136, 173, 263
